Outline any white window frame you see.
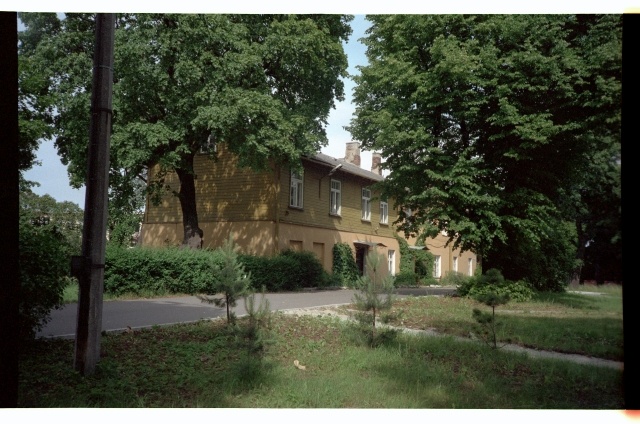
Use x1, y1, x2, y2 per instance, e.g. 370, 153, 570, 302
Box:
330, 179, 341, 216
453, 256, 458, 273
388, 250, 395, 276
468, 258, 473, 276
380, 201, 389, 224
361, 188, 371, 221
200, 134, 217, 154
289, 170, 304, 208
433, 255, 442, 278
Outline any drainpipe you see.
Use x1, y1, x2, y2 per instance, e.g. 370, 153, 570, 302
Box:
274, 164, 280, 256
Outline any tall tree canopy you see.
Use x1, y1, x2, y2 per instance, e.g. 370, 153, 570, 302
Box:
349, 15, 621, 287
19, 13, 352, 247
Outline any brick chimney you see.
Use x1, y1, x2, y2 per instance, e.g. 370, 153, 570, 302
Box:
344, 142, 361, 167
371, 152, 382, 175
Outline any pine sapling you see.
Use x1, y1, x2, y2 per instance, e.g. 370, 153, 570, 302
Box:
352, 250, 394, 345
198, 235, 251, 325
472, 291, 510, 349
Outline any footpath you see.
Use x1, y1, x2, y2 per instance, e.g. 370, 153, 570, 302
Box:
279, 304, 624, 371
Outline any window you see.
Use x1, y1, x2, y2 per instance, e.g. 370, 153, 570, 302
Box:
468, 258, 473, 276
380, 201, 389, 224
433, 255, 441, 278
200, 134, 217, 154
361, 188, 371, 221
289, 171, 303, 208
330, 179, 341, 215
388, 250, 395, 276
453, 256, 458, 273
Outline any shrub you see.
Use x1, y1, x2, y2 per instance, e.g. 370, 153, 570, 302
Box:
104, 245, 224, 296
440, 271, 471, 287
19, 216, 70, 339
240, 250, 325, 292
332, 243, 359, 287
393, 272, 420, 287
458, 268, 535, 302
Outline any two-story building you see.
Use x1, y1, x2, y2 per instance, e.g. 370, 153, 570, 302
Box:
140, 141, 476, 280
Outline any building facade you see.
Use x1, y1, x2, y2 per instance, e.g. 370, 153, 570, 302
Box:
140, 142, 476, 280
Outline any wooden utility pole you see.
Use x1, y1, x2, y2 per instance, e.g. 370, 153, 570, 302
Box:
73, 13, 115, 376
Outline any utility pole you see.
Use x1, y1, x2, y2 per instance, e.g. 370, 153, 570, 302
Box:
73, 13, 115, 376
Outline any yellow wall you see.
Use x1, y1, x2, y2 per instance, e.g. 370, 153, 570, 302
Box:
141, 145, 477, 281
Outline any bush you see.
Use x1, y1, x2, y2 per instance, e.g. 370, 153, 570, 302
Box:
240, 250, 326, 292
19, 217, 70, 339
104, 245, 224, 296
393, 272, 420, 287
332, 243, 359, 287
457, 268, 535, 302
440, 271, 472, 287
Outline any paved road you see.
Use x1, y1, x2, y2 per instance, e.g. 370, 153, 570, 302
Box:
38, 286, 456, 339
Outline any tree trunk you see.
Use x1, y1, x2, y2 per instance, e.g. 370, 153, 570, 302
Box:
176, 155, 203, 249
569, 221, 589, 287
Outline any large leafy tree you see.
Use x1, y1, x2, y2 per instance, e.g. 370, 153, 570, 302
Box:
349, 15, 621, 287
19, 13, 352, 247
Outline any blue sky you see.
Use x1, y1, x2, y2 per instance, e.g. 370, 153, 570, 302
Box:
22, 14, 372, 208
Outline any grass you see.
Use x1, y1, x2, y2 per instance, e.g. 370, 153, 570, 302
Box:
19, 287, 624, 408
369, 286, 624, 361
63, 282, 190, 303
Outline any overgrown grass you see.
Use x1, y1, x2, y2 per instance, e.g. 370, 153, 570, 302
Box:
63, 281, 190, 303
19, 311, 623, 408
369, 287, 623, 361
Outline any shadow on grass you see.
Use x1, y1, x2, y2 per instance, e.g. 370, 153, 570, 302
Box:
18, 320, 277, 407
368, 334, 624, 409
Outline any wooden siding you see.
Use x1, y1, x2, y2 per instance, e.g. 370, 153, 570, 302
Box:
278, 160, 399, 239
145, 144, 276, 224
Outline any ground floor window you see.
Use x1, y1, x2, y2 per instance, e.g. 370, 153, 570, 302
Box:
388, 250, 395, 276
468, 258, 473, 276
433, 255, 441, 278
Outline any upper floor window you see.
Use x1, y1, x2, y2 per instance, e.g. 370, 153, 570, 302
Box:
330, 179, 341, 216
380, 201, 389, 224
289, 171, 303, 208
200, 134, 217, 154
433, 255, 442, 278
361, 188, 371, 221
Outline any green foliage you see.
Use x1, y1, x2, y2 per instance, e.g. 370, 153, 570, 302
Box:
457, 269, 534, 303
351, 251, 395, 346
472, 291, 511, 349
18, 214, 70, 339
350, 15, 621, 291
332, 242, 359, 287
19, 13, 352, 246
240, 249, 326, 292
440, 271, 472, 287
198, 236, 251, 324
104, 245, 224, 296
394, 235, 435, 285
393, 272, 420, 287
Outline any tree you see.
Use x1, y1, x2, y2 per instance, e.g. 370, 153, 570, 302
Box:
198, 235, 251, 324
352, 250, 394, 345
19, 13, 352, 247
349, 15, 621, 287
19, 190, 84, 257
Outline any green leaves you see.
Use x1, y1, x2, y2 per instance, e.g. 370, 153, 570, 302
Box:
349, 15, 621, 287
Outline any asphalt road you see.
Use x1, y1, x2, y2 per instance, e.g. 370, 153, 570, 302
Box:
38, 286, 456, 339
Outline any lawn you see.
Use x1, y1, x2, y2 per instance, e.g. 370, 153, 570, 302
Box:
19, 286, 624, 408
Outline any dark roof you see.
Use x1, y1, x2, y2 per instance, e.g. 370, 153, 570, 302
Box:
304, 152, 384, 182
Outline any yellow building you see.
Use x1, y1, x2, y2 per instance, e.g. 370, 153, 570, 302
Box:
140, 141, 476, 280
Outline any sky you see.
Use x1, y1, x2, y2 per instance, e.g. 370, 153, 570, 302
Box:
17, 1, 634, 209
